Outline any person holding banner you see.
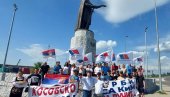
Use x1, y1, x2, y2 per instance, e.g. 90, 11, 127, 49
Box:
80, 70, 97, 97
9, 71, 27, 97
39, 62, 50, 81
136, 71, 145, 97
69, 69, 79, 83
26, 69, 41, 86
94, 72, 104, 97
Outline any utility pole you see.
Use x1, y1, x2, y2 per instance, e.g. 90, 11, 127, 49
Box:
1, 4, 18, 81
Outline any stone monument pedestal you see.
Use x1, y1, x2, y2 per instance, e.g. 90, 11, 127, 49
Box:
70, 29, 96, 62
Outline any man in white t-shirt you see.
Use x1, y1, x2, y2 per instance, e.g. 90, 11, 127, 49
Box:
80, 70, 97, 97
94, 72, 104, 97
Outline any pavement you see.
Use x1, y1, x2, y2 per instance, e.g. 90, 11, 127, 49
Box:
145, 85, 170, 97
145, 76, 170, 97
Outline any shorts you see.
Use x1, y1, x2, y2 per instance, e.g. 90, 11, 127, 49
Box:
138, 87, 144, 93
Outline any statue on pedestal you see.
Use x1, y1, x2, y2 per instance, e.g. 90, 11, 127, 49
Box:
75, 0, 106, 31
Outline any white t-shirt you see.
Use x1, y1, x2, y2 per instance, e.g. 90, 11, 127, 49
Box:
94, 67, 101, 75
12, 77, 27, 88
86, 68, 93, 72
81, 77, 97, 91
95, 80, 104, 94
63, 66, 69, 74
71, 67, 76, 75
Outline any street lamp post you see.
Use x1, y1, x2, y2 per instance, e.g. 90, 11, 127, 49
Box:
154, 0, 162, 91
145, 27, 148, 78
1, 4, 18, 81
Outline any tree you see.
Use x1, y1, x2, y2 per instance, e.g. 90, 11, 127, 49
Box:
34, 62, 42, 69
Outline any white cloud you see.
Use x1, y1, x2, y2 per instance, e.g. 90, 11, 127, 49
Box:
160, 56, 169, 61
17, 44, 67, 65
17, 44, 44, 60
96, 40, 117, 50
153, 33, 170, 52
154, 41, 170, 52
99, 0, 170, 23
136, 45, 155, 51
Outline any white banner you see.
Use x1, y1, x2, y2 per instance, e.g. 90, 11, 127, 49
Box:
103, 79, 138, 97
28, 83, 78, 97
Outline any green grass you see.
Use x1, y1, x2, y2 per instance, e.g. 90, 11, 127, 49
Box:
157, 90, 167, 94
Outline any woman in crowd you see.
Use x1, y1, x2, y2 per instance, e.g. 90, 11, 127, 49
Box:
94, 64, 102, 75
63, 62, 69, 75
121, 64, 127, 76
79, 65, 86, 76
9, 71, 27, 97
86, 64, 93, 72
70, 63, 77, 75
117, 71, 125, 80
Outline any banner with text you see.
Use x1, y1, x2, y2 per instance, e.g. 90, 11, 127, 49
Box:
103, 79, 138, 97
28, 83, 78, 97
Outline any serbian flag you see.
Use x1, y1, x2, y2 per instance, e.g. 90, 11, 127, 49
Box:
42, 74, 69, 87
42, 49, 55, 58
119, 54, 129, 59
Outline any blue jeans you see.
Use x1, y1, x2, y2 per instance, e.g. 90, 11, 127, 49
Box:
83, 90, 92, 97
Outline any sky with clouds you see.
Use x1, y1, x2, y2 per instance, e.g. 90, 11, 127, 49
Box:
0, 0, 170, 73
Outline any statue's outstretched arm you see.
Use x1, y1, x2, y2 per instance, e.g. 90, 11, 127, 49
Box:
85, 2, 106, 9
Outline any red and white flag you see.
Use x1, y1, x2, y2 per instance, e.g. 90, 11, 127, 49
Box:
96, 50, 112, 63
84, 52, 92, 64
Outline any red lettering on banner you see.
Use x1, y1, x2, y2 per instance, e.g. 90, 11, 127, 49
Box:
43, 88, 48, 96
54, 87, 59, 94
32, 87, 37, 96
65, 85, 69, 93
48, 88, 54, 95
112, 94, 117, 97
70, 84, 76, 93
37, 87, 43, 96
60, 86, 64, 94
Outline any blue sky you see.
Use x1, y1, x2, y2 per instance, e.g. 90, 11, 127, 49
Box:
0, 0, 170, 72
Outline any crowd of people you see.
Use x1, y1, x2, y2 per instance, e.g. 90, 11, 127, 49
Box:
10, 61, 146, 97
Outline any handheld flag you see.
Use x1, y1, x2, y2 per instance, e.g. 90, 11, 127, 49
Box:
133, 56, 143, 62
119, 54, 129, 59
96, 51, 111, 63
68, 48, 83, 64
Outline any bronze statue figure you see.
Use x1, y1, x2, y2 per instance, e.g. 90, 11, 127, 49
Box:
75, 0, 106, 31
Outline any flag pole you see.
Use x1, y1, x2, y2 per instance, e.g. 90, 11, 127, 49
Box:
125, 36, 128, 52
145, 26, 148, 78
1, 4, 18, 81
154, 0, 162, 91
